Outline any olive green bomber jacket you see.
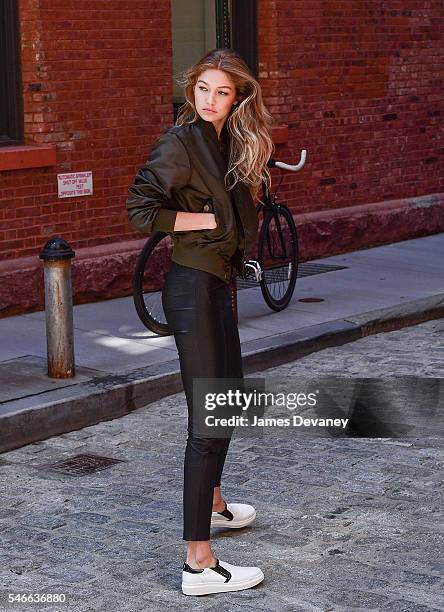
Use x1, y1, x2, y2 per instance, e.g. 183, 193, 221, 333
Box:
126, 116, 259, 283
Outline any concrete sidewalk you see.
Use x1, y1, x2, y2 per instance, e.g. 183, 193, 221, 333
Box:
1, 233, 443, 452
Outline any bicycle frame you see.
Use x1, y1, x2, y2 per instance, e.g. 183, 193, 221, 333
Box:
250, 150, 307, 273
133, 150, 307, 333
257, 180, 291, 265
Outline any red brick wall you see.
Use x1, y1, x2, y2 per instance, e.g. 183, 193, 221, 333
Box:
0, 0, 442, 306
260, 0, 443, 213
1, 0, 174, 261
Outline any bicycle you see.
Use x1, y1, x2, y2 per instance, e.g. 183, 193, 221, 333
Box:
132, 150, 307, 336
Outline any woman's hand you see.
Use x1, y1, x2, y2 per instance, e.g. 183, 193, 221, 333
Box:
173, 212, 217, 231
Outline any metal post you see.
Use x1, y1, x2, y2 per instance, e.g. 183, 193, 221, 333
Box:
39, 237, 76, 378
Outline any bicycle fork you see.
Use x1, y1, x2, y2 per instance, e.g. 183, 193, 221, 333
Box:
243, 259, 263, 282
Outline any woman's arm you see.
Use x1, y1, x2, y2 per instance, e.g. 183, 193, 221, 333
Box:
126, 131, 215, 233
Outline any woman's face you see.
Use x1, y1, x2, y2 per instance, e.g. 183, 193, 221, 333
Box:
194, 68, 238, 132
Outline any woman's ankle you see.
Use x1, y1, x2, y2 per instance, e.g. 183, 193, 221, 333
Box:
212, 488, 225, 512
186, 552, 217, 569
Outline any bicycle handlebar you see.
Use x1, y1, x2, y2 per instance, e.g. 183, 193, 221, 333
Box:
267, 149, 307, 172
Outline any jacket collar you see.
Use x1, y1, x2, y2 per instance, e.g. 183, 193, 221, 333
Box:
194, 114, 230, 149
193, 114, 231, 177
188, 115, 254, 208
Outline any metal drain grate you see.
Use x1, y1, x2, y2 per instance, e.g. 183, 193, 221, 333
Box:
297, 262, 348, 278
236, 262, 348, 290
49, 453, 126, 476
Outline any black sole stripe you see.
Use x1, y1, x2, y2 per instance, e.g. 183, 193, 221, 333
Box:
210, 560, 232, 583
218, 502, 234, 521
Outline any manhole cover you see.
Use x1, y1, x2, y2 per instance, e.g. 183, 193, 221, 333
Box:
299, 297, 325, 303
48, 453, 126, 476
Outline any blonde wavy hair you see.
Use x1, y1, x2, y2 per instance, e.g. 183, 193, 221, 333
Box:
175, 48, 275, 201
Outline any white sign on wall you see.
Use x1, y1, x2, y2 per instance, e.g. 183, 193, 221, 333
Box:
57, 171, 93, 198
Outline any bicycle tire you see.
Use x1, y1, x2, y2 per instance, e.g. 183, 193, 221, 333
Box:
132, 231, 173, 336
258, 204, 298, 311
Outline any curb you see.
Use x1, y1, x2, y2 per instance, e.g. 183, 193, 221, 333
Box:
1, 294, 443, 453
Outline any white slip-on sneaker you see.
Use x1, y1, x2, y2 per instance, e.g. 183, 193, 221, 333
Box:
211, 502, 256, 529
181, 558, 264, 596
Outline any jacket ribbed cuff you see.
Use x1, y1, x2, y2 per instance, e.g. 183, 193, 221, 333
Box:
151, 209, 177, 232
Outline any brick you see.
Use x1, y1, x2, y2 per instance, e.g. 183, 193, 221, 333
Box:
0, 0, 443, 313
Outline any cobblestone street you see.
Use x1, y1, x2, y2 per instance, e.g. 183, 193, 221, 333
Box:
0, 319, 442, 611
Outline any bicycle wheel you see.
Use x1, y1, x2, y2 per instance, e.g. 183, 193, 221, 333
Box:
132, 231, 172, 336
258, 204, 298, 311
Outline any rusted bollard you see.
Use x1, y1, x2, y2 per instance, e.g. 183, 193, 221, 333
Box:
39, 237, 76, 378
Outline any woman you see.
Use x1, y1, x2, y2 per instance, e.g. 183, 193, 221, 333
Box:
126, 48, 274, 596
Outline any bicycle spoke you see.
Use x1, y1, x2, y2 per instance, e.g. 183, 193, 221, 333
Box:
141, 238, 173, 326
258, 206, 298, 310
133, 232, 173, 334
263, 217, 292, 297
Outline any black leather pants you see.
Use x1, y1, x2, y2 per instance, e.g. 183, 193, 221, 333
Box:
162, 260, 243, 541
